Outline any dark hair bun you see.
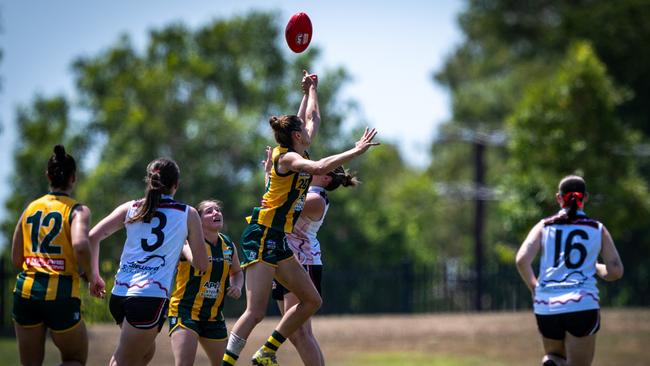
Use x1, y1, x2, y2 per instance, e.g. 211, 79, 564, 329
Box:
269, 116, 280, 129
53, 144, 66, 159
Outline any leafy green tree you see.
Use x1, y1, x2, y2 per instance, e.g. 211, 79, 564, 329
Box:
502, 42, 650, 305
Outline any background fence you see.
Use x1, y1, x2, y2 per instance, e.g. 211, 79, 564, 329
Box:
0, 256, 629, 335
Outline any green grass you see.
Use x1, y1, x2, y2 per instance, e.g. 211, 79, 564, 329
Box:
348, 352, 505, 366
0, 336, 61, 366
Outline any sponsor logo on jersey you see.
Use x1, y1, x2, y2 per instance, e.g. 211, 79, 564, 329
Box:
122, 255, 166, 274
223, 248, 233, 263
201, 281, 220, 299
25, 256, 65, 271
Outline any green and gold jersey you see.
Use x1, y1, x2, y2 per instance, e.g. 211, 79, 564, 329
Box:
14, 193, 82, 300
248, 146, 312, 233
169, 233, 235, 321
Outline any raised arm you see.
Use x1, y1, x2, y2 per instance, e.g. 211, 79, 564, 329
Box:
297, 72, 310, 122
11, 213, 25, 270
596, 225, 623, 281
280, 127, 379, 175
515, 221, 543, 292
186, 207, 209, 272
302, 71, 320, 143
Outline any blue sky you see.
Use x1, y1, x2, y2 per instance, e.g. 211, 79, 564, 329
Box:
0, 0, 463, 227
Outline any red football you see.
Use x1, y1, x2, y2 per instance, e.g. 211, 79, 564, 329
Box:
285, 12, 312, 53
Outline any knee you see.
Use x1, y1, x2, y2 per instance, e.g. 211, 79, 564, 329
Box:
305, 294, 322, 314
244, 309, 266, 325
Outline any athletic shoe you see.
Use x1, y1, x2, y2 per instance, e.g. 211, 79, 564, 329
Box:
251, 349, 278, 366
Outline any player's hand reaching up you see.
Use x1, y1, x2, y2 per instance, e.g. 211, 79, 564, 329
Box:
354, 127, 380, 155
301, 70, 318, 93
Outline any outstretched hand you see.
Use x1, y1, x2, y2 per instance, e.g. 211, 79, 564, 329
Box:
301, 70, 318, 93
354, 127, 380, 154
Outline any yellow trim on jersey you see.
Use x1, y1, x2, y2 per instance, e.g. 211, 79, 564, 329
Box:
15, 193, 81, 300
250, 146, 312, 233
169, 234, 233, 321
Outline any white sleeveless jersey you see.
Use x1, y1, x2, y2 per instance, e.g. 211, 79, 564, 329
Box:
112, 197, 189, 298
534, 209, 602, 315
286, 187, 329, 265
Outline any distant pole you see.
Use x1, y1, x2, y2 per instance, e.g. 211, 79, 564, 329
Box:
473, 140, 485, 311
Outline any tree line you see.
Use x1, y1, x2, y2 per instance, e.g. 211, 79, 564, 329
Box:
2, 2, 649, 319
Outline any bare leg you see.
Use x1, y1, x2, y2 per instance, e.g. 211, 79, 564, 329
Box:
229, 262, 275, 339
273, 258, 321, 339
198, 337, 227, 366
170, 326, 199, 366
283, 292, 324, 366
110, 321, 160, 366
14, 323, 46, 366
542, 337, 567, 366
565, 333, 596, 366
50, 321, 88, 366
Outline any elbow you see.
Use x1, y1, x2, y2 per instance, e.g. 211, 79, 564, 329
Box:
610, 266, 624, 281
73, 240, 91, 258
196, 259, 209, 272
12, 258, 23, 270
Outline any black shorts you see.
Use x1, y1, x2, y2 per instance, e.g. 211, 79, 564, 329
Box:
272, 264, 322, 301
535, 309, 600, 340
12, 294, 82, 332
109, 294, 168, 331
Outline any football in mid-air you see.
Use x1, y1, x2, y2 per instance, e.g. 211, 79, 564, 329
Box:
285, 12, 312, 53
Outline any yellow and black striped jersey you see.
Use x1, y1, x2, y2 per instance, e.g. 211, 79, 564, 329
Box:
248, 146, 312, 233
168, 233, 235, 321
14, 193, 82, 300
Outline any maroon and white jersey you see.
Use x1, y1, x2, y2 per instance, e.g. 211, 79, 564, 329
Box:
286, 187, 329, 265
534, 209, 602, 315
112, 196, 188, 298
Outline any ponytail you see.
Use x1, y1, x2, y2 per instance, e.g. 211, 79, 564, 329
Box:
558, 175, 586, 220
47, 144, 77, 190
325, 166, 360, 191
127, 158, 180, 223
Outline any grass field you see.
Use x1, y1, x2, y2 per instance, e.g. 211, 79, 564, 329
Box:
1, 308, 648, 365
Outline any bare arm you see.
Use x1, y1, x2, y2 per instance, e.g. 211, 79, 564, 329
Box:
280, 127, 379, 175
596, 226, 623, 281
515, 221, 543, 292
262, 146, 273, 187
186, 207, 209, 272
303, 72, 320, 143
226, 247, 244, 299
301, 192, 326, 221
70, 205, 92, 279
297, 76, 309, 122
11, 213, 25, 269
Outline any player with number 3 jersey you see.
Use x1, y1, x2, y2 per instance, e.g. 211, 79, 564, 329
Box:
89, 158, 208, 366
516, 175, 623, 366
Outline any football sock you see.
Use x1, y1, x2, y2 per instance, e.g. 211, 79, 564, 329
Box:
260, 330, 287, 354
222, 332, 246, 365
